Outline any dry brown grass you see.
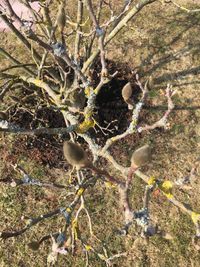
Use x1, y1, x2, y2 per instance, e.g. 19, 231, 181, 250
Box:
0, 1, 200, 266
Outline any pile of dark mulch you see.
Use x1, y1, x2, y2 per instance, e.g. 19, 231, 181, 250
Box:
6, 61, 148, 168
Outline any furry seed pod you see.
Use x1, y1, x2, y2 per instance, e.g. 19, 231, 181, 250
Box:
63, 141, 89, 168
122, 82, 132, 101
122, 82, 134, 110
131, 145, 152, 167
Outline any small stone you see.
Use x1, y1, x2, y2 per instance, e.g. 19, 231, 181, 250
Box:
10, 181, 17, 187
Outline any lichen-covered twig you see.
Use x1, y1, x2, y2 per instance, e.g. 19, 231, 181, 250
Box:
0, 47, 35, 76
101, 76, 148, 155
0, 119, 77, 135
0, 176, 93, 240
85, 0, 107, 77
82, 0, 156, 73
0, 10, 41, 62
1, 0, 200, 264
0, 208, 62, 239
2, 164, 68, 190
138, 84, 175, 132
168, 0, 200, 13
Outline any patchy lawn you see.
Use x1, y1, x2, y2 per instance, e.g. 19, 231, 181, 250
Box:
0, 1, 200, 266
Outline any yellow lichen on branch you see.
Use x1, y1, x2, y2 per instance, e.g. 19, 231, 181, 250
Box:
191, 212, 200, 224
77, 187, 85, 196
147, 176, 156, 185
147, 177, 173, 199
20, 76, 58, 102
147, 175, 200, 226
76, 116, 95, 133
84, 86, 94, 97
84, 244, 92, 251
159, 180, 173, 199
72, 218, 79, 240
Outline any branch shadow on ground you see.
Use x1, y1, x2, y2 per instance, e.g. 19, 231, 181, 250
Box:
133, 10, 200, 87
